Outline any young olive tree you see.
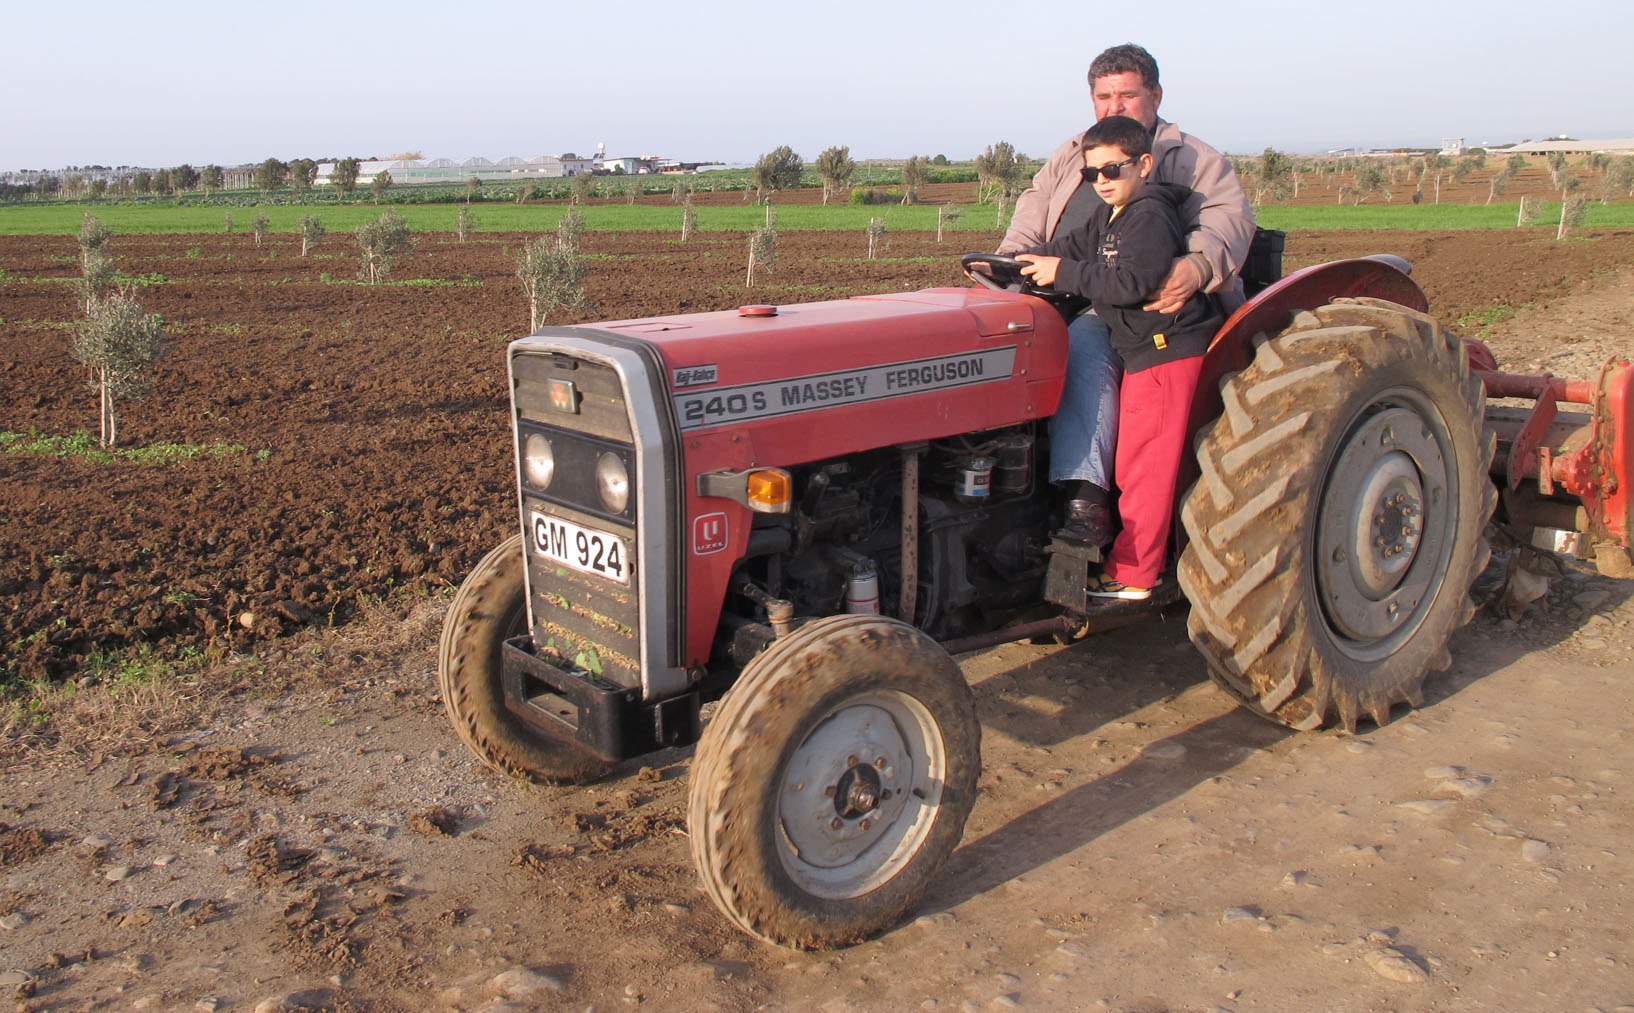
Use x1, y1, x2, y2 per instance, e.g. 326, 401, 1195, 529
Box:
814, 145, 856, 205
71, 288, 168, 448
370, 170, 393, 200
252, 212, 271, 248
681, 196, 698, 241
900, 155, 929, 205
456, 204, 476, 243
331, 157, 360, 198
1487, 167, 1511, 205
1351, 163, 1387, 205
516, 219, 592, 331
466, 175, 483, 201
745, 226, 777, 287
1557, 192, 1587, 240
750, 145, 803, 200
1602, 156, 1634, 203
288, 158, 318, 195
201, 164, 224, 196
974, 141, 1026, 205
254, 158, 287, 194
1546, 151, 1568, 190
569, 172, 596, 205
1517, 194, 1543, 227
299, 214, 325, 256
936, 204, 961, 242
356, 208, 414, 284
865, 217, 886, 259
1251, 147, 1294, 205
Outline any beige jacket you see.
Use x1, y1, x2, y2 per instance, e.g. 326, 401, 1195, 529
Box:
999, 119, 1255, 300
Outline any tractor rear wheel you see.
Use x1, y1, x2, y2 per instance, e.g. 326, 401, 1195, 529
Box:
1178, 298, 1497, 731
688, 614, 980, 949
438, 535, 612, 783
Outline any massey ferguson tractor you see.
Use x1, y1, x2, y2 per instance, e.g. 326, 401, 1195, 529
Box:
437, 246, 1633, 949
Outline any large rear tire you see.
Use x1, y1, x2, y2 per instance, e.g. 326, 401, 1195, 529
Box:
1178, 298, 1497, 731
688, 615, 980, 949
438, 535, 613, 783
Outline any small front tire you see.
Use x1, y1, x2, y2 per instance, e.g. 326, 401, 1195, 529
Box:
688, 615, 980, 949
438, 535, 613, 783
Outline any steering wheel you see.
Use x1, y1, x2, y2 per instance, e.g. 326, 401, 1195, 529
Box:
961, 253, 1035, 292
961, 252, 1090, 319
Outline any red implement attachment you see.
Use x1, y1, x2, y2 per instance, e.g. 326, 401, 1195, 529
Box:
1470, 346, 1634, 577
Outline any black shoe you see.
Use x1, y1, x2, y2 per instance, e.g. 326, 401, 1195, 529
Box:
1056, 499, 1112, 546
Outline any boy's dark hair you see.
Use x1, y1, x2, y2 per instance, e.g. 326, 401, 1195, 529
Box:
1082, 116, 1152, 159
1087, 44, 1160, 90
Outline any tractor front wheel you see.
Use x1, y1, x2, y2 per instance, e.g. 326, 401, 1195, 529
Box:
1178, 298, 1497, 731
438, 535, 613, 783
688, 615, 980, 949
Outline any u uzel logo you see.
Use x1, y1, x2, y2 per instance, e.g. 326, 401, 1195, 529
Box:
694, 512, 728, 555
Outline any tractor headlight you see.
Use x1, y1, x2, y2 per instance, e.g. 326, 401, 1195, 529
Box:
596, 452, 630, 514
522, 433, 555, 490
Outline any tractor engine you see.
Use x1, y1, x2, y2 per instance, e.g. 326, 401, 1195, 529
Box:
717, 425, 1051, 669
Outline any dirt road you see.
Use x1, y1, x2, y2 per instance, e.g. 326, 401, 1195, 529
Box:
2, 554, 1632, 1012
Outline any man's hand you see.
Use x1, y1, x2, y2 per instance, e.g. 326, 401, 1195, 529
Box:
1144, 255, 1204, 314
1016, 254, 1061, 287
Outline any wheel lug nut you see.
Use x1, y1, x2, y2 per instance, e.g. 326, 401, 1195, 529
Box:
831, 818, 843, 830
860, 819, 871, 832
875, 756, 887, 769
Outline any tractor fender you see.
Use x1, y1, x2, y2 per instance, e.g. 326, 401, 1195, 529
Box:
1187, 257, 1429, 443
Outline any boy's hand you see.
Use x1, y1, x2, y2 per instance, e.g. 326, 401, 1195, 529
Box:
1143, 256, 1204, 314
1015, 254, 1060, 287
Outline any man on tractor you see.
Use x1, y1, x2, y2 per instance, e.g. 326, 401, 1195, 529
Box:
999, 42, 1255, 551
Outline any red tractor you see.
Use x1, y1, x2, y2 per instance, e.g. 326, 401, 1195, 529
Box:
438, 249, 1634, 949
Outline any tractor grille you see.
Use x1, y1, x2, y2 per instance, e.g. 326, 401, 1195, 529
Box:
512, 353, 642, 690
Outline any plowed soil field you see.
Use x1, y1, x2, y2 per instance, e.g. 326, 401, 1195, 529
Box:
4, 225, 1634, 681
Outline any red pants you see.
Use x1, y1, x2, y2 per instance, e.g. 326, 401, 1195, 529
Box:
1103, 355, 1205, 589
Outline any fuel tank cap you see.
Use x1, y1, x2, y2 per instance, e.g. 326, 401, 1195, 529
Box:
738, 304, 778, 317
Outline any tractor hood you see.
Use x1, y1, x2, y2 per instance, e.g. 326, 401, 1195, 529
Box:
516, 287, 1070, 467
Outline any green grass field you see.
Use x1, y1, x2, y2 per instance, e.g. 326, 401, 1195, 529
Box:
2, 196, 1631, 235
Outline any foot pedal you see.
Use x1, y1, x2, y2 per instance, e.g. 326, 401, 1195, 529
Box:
1044, 538, 1102, 613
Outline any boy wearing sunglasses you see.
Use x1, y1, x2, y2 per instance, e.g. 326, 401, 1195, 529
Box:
1015, 115, 1222, 600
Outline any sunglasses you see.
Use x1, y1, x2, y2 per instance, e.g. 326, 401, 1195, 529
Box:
1080, 157, 1138, 183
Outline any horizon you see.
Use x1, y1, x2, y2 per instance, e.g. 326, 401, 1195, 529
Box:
3, 133, 1627, 180
3, 0, 1628, 175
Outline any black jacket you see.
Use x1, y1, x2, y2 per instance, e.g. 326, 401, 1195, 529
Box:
1022, 182, 1222, 373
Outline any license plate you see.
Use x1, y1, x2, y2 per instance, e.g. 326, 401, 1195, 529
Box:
529, 512, 631, 584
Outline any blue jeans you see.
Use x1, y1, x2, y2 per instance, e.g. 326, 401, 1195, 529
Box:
1048, 311, 1120, 490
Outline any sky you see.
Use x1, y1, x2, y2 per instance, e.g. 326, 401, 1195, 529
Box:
3, 0, 1631, 173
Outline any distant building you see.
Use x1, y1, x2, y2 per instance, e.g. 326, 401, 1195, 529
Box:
314, 153, 599, 186
1440, 137, 1465, 156
1488, 137, 1634, 155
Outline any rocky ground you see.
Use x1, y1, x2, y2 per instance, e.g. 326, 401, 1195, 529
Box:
1, 244, 1631, 1012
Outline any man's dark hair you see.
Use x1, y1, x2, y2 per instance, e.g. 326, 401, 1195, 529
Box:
1087, 43, 1160, 90
1082, 116, 1152, 159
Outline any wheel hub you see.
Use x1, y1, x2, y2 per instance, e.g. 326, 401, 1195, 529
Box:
778, 692, 941, 890
834, 763, 884, 819
1317, 404, 1454, 648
